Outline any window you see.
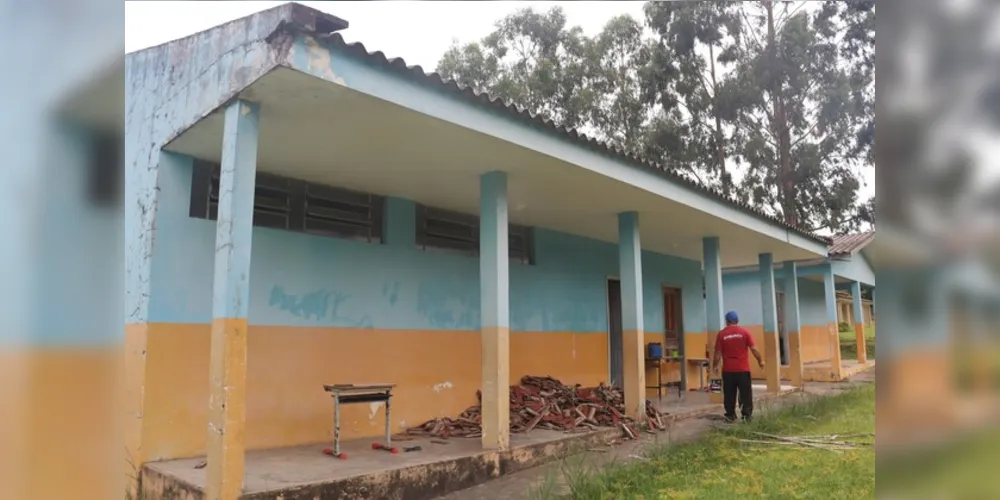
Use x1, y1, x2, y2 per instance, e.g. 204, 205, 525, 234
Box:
508, 224, 533, 264
189, 160, 383, 243
89, 131, 122, 208
415, 204, 534, 264
304, 183, 383, 242
416, 206, 479, 255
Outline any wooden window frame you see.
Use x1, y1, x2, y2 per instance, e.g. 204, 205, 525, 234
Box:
303, 182, 384, 243
415, 204, 534, 264
189, 160, 384, 243
415, 205, 479, 256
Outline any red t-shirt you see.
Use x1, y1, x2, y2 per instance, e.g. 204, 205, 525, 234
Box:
715, 325, 756, 373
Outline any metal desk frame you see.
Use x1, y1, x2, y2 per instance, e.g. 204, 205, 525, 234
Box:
323, 384, 395, 457
645, 357, 683, 400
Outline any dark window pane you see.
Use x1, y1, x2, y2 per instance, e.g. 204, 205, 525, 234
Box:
190, 160, 384, 243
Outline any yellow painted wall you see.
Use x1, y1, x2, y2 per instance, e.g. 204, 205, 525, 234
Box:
3, 348, 117, 500
511, 332, 609, 388
132, 324, 723, 461
642, 332, 710, 395
696, 325, 833, 381
132, 323, 623, 461
878, 349, 958, 436
801, 325, 834, 363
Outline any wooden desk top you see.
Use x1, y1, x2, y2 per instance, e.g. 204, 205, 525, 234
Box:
646, 357, 710, 364
323, 384, 395, 394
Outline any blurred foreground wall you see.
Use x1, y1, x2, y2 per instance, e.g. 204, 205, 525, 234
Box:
876, 0, 1000, 497
0, 2, 122, 499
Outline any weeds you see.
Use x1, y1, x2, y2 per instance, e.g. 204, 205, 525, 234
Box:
840, 327, 876, 361
125, 449, 144, 500
534, 385, 875, 499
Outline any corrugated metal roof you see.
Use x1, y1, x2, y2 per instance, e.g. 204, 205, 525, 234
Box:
306, 27, 831, 247
829, 231, 875, 256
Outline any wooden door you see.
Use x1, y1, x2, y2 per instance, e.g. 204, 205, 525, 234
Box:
662, 287, 683, 350
662, 287, 685, 388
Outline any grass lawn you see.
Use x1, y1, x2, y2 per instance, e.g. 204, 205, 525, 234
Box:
840, 326, 875, 361
542, 385, 875, 500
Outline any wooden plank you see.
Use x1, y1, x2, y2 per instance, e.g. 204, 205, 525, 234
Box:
323, 384, 396, 394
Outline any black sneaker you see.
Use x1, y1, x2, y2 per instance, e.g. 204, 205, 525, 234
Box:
742, 415, 753, 423
724, 415, 737, 423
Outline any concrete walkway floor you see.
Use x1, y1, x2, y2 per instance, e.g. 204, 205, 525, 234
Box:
435, 372, 874, 500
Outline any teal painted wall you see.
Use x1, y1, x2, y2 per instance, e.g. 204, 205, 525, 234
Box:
146, 154, 707, 334
29, 122, 120, 346
830, 256, 875, 286
722, 272, 828, 327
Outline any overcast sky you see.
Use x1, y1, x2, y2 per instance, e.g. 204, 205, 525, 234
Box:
125, 1, 875, 205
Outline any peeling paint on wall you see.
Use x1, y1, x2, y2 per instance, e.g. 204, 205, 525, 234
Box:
432, 382, 453, 393
382, 282, 400, 307
368, 402, 383, 420
304, 36, 345, 85
268, 285, 374, 328
416, 278, 479, 330
126, 4, 300, 324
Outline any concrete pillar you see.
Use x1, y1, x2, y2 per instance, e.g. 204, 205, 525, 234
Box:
972, 299, 995, 393
703, 237, 724, 360
479, 171, 510, 451
783, 262, 804, 387
822, 266, 844, 380
851, 281, 868, 364
759, 254, 781, 393
206, 100, 259, 500
126, 151, 193, 490
618, 212, 646, 420
703, 237, 724, 403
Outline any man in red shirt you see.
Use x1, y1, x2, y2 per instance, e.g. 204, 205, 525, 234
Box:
712, 311, 764, 422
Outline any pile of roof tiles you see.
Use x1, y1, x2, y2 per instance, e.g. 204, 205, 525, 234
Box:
406, 375, 669, 441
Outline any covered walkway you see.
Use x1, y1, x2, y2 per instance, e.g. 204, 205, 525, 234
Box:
123, 3, 833, 498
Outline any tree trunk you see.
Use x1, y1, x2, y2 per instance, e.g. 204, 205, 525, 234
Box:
766, 1, 797, 227
709, 43, 730, 196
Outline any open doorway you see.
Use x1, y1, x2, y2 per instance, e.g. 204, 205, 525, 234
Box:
606, 279, 623, 389
776, 291, 789, 365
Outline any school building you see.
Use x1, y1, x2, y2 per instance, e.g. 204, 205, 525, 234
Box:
121, 3, 889, 498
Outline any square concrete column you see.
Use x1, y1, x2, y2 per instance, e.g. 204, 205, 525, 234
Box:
618, 212, 646, 420
703, 237, 724, 357
759, 253, 781, 394
206, 99, 259, 500
851, 281, 868, 364
479, 171, 510, 451
783, 262, 805, 387
972, 300, 995, 393
822, 267, 844, 380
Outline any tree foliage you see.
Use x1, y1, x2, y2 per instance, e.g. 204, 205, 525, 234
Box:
437, 1, 875, 234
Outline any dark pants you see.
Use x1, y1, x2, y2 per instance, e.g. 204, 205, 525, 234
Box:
723, 371, 753, 420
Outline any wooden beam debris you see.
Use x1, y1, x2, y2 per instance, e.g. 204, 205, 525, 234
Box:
406, 375, 671, 441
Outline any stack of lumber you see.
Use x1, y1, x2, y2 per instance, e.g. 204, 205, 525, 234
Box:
406, 375, 669, 440
736, 431, 875, 453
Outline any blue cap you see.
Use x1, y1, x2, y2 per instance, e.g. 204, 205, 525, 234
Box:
725, 311, 739, 323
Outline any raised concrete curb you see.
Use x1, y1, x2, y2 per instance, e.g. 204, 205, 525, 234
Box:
140, 388, 808, 500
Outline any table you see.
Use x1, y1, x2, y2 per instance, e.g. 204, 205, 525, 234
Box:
323, 384, 395, 457
685, 358, 711, 390
645, 357, 683, 400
